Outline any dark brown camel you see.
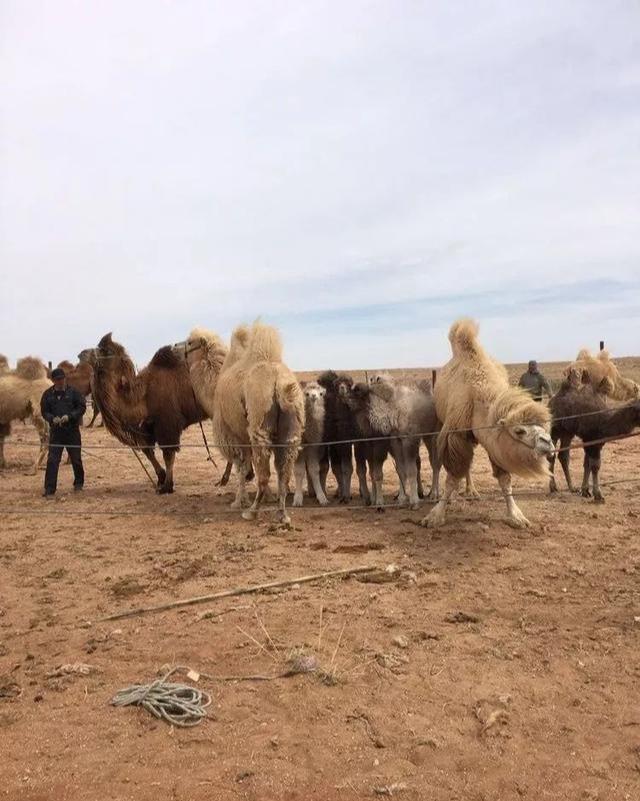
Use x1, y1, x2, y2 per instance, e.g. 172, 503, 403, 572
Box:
83, 333, 207, 493
549, 369, 640, 501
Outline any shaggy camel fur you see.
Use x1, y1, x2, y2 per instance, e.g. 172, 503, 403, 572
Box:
317, 371, 369, 504
570, 349, 640, 401
213, 322, 304, 524
549, 369, 640, 501
0, 357, 51, 472
86, 333, 207, 493
421, 319, 554, 529
293, 381, 329, 507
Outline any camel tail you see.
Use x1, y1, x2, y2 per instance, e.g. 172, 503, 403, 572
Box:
437, 427, 474, 480
448, 318, 480, 358
246, 322, 283, 363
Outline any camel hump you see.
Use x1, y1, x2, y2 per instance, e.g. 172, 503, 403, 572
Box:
448, 318, 480, 357
151, 345, 182, 369
597, 349, 612, 362
575, 348, 591, 361
15, 356, 47, 381
246, 322, 283, 363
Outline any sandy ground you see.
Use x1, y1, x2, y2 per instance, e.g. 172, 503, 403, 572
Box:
1, 415, 640, 801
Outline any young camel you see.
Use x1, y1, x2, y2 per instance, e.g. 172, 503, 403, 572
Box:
293, 381, 330, 507
549, 368, 640, 501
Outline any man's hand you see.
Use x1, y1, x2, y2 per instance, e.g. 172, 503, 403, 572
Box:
60, 415, 69, 425
52, 416, 61, 425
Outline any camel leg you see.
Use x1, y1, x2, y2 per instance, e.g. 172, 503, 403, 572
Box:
463, 470, 480, 500
580, 450, 592, 498
493, 465, 530, 529
390, 438, 409, 506
158, 449, 176, 494
586, 445, 604, 503
142, 447, 166, 488
556, 435, 576, 493
318, 447, 330, 495
421, 472, 460, 528
0, 423, 8, 469
416, 453, 424, 499
273, 443, 297, 524
370, 443, 387, 511
230, 457, 251, 508
293, 453, 306, 507
32, 415, 49, 473
216, 460, 233, 487
355, 442, 370, 505
402, 439, 420, 510
243, 446, 271, 521
424, 434, 440, 502
307, 448, 329, 506
339, 445, 354, 504
329, 445, 343, 500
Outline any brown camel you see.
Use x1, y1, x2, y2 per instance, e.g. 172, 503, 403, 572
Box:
83, 333, 207, 493
55, 359, 102, 427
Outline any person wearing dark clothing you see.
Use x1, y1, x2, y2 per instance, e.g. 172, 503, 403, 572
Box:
41, 367, 86, 497
518, 360, 551, 402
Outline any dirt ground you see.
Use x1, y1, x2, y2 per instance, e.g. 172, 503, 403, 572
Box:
1, 408, 640, 800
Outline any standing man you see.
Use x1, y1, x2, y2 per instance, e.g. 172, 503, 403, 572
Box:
518, 360, 552, 402
41, 367, 86, 497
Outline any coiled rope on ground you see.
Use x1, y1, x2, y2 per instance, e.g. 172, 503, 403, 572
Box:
110, 665, 211, 728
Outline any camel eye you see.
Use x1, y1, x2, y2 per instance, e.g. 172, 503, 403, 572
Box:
514, 426, 526, 437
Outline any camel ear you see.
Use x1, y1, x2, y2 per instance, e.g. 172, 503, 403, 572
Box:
497, 417, 507, 428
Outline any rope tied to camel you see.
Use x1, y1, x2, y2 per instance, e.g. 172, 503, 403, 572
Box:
110, 666, 212, 727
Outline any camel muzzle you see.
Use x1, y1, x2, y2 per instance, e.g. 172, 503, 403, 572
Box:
535, 436, 554, 457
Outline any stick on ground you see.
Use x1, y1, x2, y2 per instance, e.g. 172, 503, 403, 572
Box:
98, 565, 378, 622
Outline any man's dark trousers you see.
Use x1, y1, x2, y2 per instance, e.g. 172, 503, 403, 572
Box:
44, 427, 84, 494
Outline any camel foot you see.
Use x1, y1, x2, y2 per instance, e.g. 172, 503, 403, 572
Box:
292, 494, 303, 508
421, 505, 447, 528
339, 496, 351, 505
581, 488, 591, 498
276, 511, 291, 526
316, 495, 330, 507
156, 470, 167, 488
375, 506, 385, 514
157, 483, 174, 495
464, 490, 481, 501
505, 511, 531, 529
241, 509, 258, 521
409, 501, 420, 511
593, 494, 605, 504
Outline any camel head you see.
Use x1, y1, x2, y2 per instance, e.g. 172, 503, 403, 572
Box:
497, 419, 554, 458
77, 348, 97, 366
0, 354, 9, 374
302, 380, 326, 408
345, 381, 370, 412
486, 388, 554, 477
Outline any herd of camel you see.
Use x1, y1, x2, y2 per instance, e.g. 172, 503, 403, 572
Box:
1, 319, 639, 528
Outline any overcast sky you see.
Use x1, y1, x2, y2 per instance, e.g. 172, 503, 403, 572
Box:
1, 1, 639, 370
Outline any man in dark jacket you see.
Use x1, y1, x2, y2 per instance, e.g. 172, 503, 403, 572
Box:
518, 360, 552, 402
41, 367, 86, 497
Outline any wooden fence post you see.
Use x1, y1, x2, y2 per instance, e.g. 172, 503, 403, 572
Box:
599, 341, 605, 352
432, 369, 437, 387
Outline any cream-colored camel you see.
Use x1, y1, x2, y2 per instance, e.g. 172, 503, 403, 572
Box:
569, 349, 640, 401
421, 320, 554, 529
176, 328, 229, 416
0, 357, 51, 472
0, 354, 9, 375
213, 322, 304, 524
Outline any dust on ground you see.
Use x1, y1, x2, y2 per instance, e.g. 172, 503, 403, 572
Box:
1, 402, 640, 800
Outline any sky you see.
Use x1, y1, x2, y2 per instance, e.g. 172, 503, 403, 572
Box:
1, 1, 639, 370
